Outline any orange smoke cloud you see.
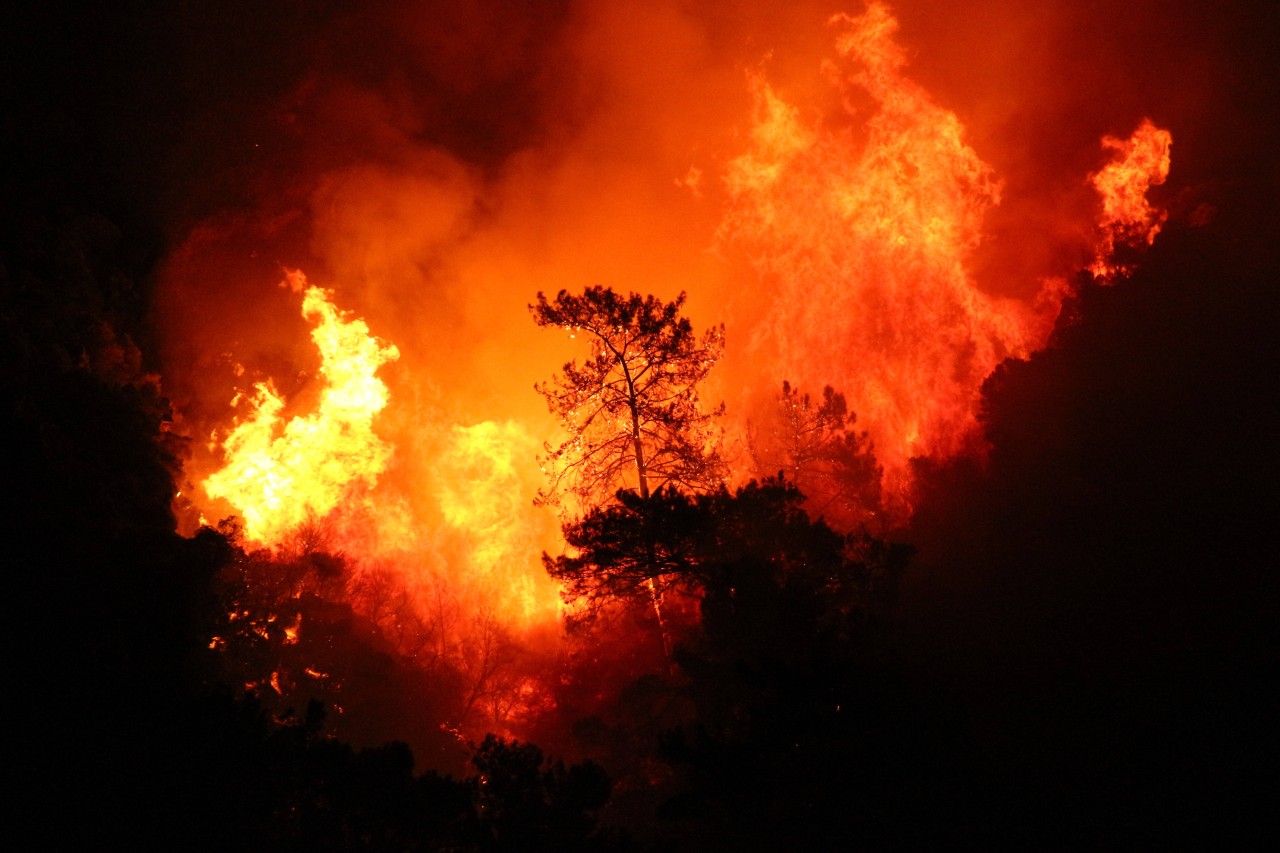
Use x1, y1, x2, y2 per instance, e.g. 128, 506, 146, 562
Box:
171, 0, 1181, 581
161, 2, 1187, 732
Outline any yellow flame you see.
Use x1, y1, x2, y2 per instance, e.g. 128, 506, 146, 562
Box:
436, 421, 562, 626
203, 271, 399, 547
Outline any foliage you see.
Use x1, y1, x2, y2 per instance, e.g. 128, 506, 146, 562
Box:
471, 734, 613, 850
541, 478, 911, 850
531, 286, 726, 513
747, 381, 883, 531
546, 478, 903, 636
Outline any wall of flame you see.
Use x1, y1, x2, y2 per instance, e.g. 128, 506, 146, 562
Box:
159, 1, 1180, 654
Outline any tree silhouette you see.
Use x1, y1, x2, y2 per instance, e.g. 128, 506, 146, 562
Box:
747, 382, 884, 531
532, 287, 727, 665
531, 286, 726, 513
471, 734, 612, 850
546, 478, 903, 642
547, 486, 708, 624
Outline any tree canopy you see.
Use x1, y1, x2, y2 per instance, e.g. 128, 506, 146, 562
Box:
545, 478, 902, 631
747, 381, 884, 531
530, 287, 726, 513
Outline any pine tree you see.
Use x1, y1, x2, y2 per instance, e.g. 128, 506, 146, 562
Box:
531, 286, 726, 514
531, 286, 726, 665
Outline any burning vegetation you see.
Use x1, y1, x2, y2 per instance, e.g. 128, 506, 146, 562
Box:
721, 5, 1054, 496
1089, 118, 1174, 278
201, 269, 401, 547
175, 0, 1183, 820
6, 0, 1276, 848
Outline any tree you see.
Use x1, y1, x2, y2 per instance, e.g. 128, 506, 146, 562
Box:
546, 478, 884, 628
747, 381, 883, 531
532, 287, 727, 667
530, 286, 726, 514
547, 486, 710, 625
470, 734, 612, 849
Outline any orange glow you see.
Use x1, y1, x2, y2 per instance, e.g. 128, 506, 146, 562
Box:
202, 270, 399, 548
162, 2, 1184, 742
1090, 118, 1173, 278
721, 3, 1060, 501
283, 614, 300, 645
188, 267, 564, 732
436, 421, 562, 626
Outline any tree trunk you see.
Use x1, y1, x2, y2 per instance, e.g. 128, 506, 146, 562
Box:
630, 399, 672, 671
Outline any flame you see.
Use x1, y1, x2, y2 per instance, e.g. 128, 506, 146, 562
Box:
721, 3, 1059, 499
436, 421, 562, 626
163, 2, 1186, 744
194, 270, 561, 642
202, 270, 400, 548
1090, 118, 1173, 277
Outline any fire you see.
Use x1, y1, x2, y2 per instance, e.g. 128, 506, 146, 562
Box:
202, 270, 400, 548
194, 268, 560, 636
162, 1, 1184, 745
721, 2, 1058, 498
436, 421, 562, 626
1090, 118, 1173, 278
191, 5, 1176, 558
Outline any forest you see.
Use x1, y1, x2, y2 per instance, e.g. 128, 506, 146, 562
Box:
4, 1, 1277, 849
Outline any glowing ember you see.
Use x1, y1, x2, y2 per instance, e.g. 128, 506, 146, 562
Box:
202, 270, 400, 548
722, 2, 1058, 499
1089, 118, 1173, 278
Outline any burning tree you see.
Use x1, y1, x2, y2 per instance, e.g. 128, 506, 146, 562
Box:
532, 287, 726, 661
530, 286, 726, 512
747, 382, 885, 532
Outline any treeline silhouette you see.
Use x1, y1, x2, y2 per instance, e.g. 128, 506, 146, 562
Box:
900, 208, 1278, 845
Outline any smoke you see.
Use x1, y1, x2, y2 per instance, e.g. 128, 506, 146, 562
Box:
155, 0, 1257, 413
144, 0, 1270, 739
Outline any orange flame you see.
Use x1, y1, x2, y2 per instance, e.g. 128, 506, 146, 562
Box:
436, 421, 562, 626
166, 4, 1185, 742
202, 270, 400, 548
722, 2, 1058, 500
1089, 118, 1172, 278
194, 268, 561, 643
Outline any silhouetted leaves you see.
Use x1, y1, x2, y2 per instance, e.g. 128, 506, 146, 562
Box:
531, 286, 726, 512
548, 478, 904, 640
747, 381, 885, 531
471, 734, 613, 851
